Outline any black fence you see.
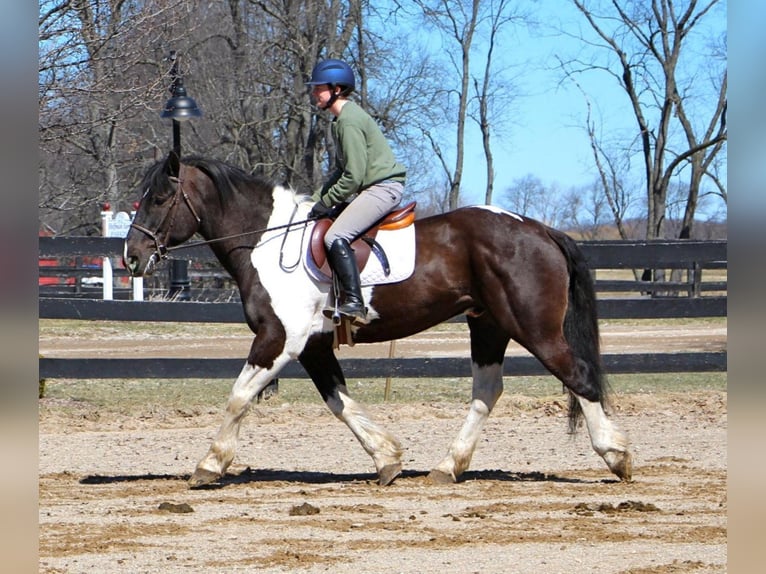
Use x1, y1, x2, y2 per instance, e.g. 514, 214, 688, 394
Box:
39, 238, 727, 380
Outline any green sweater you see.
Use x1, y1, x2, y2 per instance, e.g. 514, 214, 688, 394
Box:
313, 100, 406, 207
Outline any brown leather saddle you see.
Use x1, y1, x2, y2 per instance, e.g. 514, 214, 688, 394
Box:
310, 201, 416, 277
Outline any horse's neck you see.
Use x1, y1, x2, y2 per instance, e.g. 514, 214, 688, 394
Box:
269, 185, 305, 223
203, 184, 303, 286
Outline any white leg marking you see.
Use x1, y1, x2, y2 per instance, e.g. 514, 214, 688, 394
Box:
576, 396, 633, 480
432, 363, 504, 481
326, 391, 402, 475
193, 357, 290, 480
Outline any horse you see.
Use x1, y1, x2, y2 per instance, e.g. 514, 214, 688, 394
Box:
123, 151, 632, 488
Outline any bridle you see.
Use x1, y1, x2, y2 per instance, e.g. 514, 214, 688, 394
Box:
129, 174, 202, 262
129, 171, 318, 268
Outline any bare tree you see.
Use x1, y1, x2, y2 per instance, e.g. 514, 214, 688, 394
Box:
560, 183, 611, 240
38, 0, 510, 235
39, 0, 192, 233
468, 0, 526, 206
584, 92, 636, 240
564, 0, 727, 240
406, 0, 481, 210
401, 0, 527, 210
500, 174, 567, 228
181, 0, 359, 189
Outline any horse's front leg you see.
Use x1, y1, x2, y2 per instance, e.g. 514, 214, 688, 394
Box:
189, 354, 290, 488
299, 335, 403, 485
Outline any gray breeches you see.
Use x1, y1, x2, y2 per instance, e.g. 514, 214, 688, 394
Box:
323, 181, 404, 249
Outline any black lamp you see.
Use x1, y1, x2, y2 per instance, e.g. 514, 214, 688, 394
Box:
161, 51, 202, 158
160, 77, 202, 121
161, 50, 201, 301
161, 51, 202, 122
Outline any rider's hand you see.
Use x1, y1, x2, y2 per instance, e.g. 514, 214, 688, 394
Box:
309, 201, 335, 219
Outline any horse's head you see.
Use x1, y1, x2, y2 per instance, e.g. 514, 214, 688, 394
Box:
123, 151, 202, 276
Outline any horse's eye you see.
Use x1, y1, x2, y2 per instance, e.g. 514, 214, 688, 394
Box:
149, 186, 173, 205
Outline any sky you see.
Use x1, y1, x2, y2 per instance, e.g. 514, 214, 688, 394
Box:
444, 0, 727, 219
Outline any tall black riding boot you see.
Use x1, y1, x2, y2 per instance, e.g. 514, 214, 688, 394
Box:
326, 238, 367, 322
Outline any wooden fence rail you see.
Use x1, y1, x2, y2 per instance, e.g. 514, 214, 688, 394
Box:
39, 238, 727, 380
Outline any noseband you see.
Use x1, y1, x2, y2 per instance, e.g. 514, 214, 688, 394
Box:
130, 175, 201, 261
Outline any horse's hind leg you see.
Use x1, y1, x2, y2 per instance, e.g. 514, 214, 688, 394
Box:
299, 335, 403, 485
429, 319, 508, 483
575, 394, 632, 480
532, 336, 632, 481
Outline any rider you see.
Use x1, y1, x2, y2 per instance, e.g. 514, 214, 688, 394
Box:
306, 58, 407, 323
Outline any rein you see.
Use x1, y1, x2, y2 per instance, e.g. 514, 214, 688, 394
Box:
130, 175, 316, 261
168, 214, 315, 254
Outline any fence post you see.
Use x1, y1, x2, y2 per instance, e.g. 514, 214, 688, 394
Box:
100, 208, 114, 300
384, 340, 396, 401
691, 262, 702, 298
168, 259, 191, 300
129, 209, 143, 301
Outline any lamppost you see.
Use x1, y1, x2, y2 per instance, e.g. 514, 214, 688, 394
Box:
161, 50, 202, 301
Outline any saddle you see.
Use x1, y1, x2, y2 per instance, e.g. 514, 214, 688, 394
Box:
310, 201, 416, 277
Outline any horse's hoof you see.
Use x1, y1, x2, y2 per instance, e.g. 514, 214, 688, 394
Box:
188, 468, 221, 489
607, 451, 633, 482
427, 469, 456, 484
378, 463, 402, 486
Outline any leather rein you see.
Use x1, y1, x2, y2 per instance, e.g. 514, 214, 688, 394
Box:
129, 175, 315, 262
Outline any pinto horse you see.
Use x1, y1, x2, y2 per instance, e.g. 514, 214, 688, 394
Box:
123, 152, 632, 488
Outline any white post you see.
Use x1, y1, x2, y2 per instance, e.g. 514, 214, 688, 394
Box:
132, 276, 144, 301
129, 210, 143, 301
102, 257, 114, 300
100, 208, 114, 300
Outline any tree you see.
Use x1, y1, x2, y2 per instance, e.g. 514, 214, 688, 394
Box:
469, 0, 525, 206
37, 1, 543, 235
173, 0, 361, 189
406, 0, 524, 210
573, 83, 637, 240
500, 174, 567, 229
39, 0, 192, 234
560, 183, 611, 239
563, 0, 727, 240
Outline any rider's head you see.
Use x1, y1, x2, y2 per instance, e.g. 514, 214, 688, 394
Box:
306, 59, 355, 110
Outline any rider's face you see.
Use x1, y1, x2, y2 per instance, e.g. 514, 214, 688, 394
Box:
310, 84, 333, 108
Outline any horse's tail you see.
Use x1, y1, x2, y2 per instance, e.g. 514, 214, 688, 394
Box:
547, 228, 609, 433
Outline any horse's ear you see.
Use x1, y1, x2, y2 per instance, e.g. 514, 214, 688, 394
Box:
166, 150, 180, 178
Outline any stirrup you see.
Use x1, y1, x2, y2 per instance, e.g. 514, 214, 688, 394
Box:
322, 306, 343, 325
323, 302, 368, 325
339, 302, 368, 324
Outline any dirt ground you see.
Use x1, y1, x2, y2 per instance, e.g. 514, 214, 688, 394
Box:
39, 322, 727, 573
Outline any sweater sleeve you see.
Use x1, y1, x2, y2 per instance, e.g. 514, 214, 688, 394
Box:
312, 164, 342, 204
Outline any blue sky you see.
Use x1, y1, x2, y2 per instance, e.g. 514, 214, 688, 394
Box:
446, 0, 727, 219
450, 0, 632, 205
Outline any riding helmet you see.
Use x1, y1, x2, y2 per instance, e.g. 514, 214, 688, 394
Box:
306, 59, 355, 92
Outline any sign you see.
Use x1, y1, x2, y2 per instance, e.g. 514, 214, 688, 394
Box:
106, 211, 133, 238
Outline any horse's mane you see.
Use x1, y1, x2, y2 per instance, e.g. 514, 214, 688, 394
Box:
142, 154, 308, 207
184, 156, 277, 204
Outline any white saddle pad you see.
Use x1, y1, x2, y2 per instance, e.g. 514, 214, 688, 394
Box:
303, 224, 416, 286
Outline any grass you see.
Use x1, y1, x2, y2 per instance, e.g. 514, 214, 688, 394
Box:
39, 315, 727, 339
39, 316, 726, 413
40, 372, 726, 417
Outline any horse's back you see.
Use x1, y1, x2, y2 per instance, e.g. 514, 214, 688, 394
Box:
414, 205, 568, 267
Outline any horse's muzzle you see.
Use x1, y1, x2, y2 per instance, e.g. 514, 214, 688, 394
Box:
123, 241, 158, 277
123, 254, 143, 277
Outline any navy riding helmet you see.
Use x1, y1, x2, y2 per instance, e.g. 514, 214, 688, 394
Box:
306, 59, 355, 92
